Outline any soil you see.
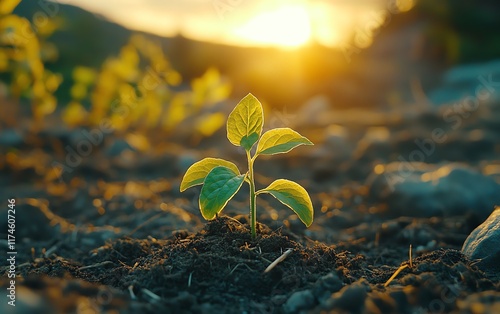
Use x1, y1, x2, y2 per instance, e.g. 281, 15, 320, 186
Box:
1, 108, 500, 313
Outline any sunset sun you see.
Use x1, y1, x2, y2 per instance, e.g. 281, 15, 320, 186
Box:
232, 4, 312, 48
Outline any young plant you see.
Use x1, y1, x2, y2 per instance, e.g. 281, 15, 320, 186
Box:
180, 93, 314, 238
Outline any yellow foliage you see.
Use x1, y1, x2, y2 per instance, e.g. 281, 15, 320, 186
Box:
62, 101, 87, 126
35, 18, 62, 38
163, 93, 186, 130
126, 133, 150, 152
70, 83, 87, 100
165, 70, 181, 86
0, 0, 21, 15
192, 67, 231, 108
0, 49, 7, 70
62, 34, 230, 138
45, 72, 62, 93
195, 112, 226, 137
73, 66, 96, 85
34, 93, 57, 116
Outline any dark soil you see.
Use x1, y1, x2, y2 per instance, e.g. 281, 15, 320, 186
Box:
1, 108, 500, 313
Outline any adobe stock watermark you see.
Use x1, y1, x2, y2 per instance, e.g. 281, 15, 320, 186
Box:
50, 65, 167, 183
384, 73, 500, 190
5, 0, 62, 51
212, 0, 245, 21
342, 0, 415, 63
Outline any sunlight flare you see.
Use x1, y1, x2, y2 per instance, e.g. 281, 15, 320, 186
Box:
232, 4, 311, 48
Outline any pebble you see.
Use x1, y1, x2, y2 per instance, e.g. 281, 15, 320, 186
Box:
429, 59, 500, 105
283, 289, 315, 314
462, 207, 500, 274
320, 278, 370, 312
456, 291, 500, 314
311, 272, 344, 303
105, 139, 135, 157
369, 163, 500, 219
0, 129, 24, 147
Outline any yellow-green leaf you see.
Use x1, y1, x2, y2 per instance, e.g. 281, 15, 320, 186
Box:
256, 128, 313, 156
180, 158, 240, 192
227, 93, 263, 151
200, 166, 245, 220
258, 179, 314, 227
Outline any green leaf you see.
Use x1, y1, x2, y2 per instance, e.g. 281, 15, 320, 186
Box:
256, 128, 313, 156
258, 179, 314, 227
227, 93, 263, 151
180, 158, 240, 192
199, 166, 245, 220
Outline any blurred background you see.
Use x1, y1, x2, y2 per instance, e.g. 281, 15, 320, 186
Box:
3, 0, 500, 129
2, 2, 500, 312
1, 0, 500, 222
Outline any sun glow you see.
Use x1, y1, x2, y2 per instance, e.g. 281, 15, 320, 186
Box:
232, 5, 311, 48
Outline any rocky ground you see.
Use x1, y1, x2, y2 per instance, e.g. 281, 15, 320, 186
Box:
1, 66, 500, 313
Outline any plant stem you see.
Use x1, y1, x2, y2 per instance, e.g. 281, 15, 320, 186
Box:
247, 150, 257, 239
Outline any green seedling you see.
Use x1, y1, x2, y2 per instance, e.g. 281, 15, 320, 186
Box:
180, 93, 314, 238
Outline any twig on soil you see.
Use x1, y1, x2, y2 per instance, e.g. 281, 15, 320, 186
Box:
264, 248, 293, 273
409, 244, 413, 269
225, 215, 244, 225
188, 271, 193, 287
44, 242, 60, 257
78, 261, 114, 271
128, 285, 136, 300
142, 288, 161, 301
228, 263, 254, 276
384, 264, 409, 287
384, 244, 414, 287
260, 256, 272, 264
17, 262, 31, 269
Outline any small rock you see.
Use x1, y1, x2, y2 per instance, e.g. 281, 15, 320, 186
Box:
462, 207, 500, 274
429, 59, 500, 106
320, 278, 370, 312
312, 272, 343, 303
456, 291, 500, 314
369, 163, 500, 219
105, 139, 135, 157
283, 289, 315, 314
0, 129, 24, 147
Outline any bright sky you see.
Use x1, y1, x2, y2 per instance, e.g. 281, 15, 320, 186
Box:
55, 0, 410, 48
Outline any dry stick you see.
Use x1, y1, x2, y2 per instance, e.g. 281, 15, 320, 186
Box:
142, 288, 161, 301
409, 244, 413, 269
384, 243, 415, 287
78, 261, 114, 271
384, 264, 409, 287
128, 285, 136, 300
264, 248, 293, 273
188, 272, 193, 287
44, 242, 60, 257
228, 263, 253, 276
